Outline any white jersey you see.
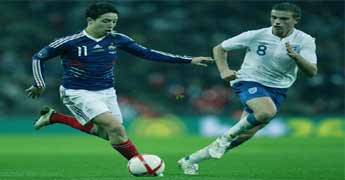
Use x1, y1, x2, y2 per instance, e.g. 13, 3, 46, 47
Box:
221, 27, 317, 88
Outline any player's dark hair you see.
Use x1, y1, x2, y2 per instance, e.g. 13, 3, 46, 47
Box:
86, 2, 119, 20
272, 2, 302, 18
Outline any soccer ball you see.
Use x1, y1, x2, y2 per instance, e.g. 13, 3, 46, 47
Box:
127, 154, 165, 176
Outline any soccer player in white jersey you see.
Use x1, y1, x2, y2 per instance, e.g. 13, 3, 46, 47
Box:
178, 2, 317, 175
25, 2, 213, 165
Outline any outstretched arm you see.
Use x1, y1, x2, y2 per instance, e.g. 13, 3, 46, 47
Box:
116, 33, 213, 66
191, 57, 214, 67
213, 44, 236, 81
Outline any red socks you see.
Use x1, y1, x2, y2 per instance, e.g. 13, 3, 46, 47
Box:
112, 139, 139, 160
50, 113, 94, 134
49, 112, 139, 160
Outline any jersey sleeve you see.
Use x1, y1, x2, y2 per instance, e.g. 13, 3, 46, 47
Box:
116, 33, 192, 63
221, 31, 254, 51
300, 37, 317, 64
31, 39, 66, 88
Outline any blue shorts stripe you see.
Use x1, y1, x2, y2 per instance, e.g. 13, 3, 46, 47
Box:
70, 106, 89, 122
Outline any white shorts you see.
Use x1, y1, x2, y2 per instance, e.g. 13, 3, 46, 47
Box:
59, 86, 123, 125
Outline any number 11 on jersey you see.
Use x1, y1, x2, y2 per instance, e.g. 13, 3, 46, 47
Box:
77, 46, 88, 56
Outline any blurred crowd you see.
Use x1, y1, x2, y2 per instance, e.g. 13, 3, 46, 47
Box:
0, 0, 344, 118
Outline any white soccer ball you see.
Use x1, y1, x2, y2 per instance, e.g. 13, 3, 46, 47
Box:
127, 154, 165, 176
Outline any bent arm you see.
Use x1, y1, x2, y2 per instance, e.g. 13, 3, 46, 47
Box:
213, 44, 237, 81
213, 31, 253, 80
32, 57, 46, 88
286, 41, 318, 77
291, 55, 317, 77
213, 44, 229, 73
31, 45, 62, 88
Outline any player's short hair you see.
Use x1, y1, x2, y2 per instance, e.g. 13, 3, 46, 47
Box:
86, 2, 119, 20
272, 2, 302, 18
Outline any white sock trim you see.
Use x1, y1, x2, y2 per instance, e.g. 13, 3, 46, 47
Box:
224, 114, 253, 138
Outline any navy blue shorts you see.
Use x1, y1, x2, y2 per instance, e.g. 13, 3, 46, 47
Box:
232, 81, 288, 113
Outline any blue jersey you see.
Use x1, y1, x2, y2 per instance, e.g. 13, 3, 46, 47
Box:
32, 30, 192, 90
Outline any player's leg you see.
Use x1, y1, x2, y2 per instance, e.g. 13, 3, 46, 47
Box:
177, 111, 256, 171
53, 114, 109, 140
34, 86, 111, 139
179, 82, 287, 175
223, 97, 276, 150
208, 96, 276, 158
226, 111, 265, 151
88, 88, 140, 160
34, 87, 140, 160
178, 110, 249, 168
226, 84, 287, 152
34, 107, 110, 140
177, 113, 251, 175
223, 97, 276, 138
208, 83, 288, 157
91, 112, 139, 160
178, 83, 277, 174
62, 86, 139, 160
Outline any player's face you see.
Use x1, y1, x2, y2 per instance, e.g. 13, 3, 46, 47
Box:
89, 13, 118, 36
271, 10, 298, 38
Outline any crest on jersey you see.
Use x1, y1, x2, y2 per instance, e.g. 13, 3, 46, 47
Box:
108, 43, 116, 50
108, 43, 116, 54
248, 87, 257, 94
291, 44, 301, 53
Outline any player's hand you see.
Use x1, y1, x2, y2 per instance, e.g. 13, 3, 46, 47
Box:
191, 57, 214, 67
25, 85, 45, 99
285, 42, 300, 59
220, 69, 237, 81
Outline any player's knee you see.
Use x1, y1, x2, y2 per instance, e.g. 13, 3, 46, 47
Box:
107, 123, 125, 137
255, 109, 276, 122
93, 126, 109, 140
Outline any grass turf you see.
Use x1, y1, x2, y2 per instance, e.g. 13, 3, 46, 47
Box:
0, 135, 344, 180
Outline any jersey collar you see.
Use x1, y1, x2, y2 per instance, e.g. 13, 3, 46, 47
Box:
269, 26, 296, 40
82, 30, 106, 42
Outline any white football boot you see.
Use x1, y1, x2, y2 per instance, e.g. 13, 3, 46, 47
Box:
177, 157, 199, 175
208, 136, 231, 159
34, 107, 55, 130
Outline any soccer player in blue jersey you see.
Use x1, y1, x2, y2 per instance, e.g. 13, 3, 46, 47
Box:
178, 2, 318, 175
25, 2, 213, 162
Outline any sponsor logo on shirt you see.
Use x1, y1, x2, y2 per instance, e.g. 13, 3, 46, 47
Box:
90, 44, 105, 53
93, 44, 102, 49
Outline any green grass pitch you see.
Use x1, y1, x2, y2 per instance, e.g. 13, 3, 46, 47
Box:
0, 135, 344, 180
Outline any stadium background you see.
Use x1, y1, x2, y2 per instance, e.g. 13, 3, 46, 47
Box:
0, 0, 343, 137
0, 1, 344, 180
